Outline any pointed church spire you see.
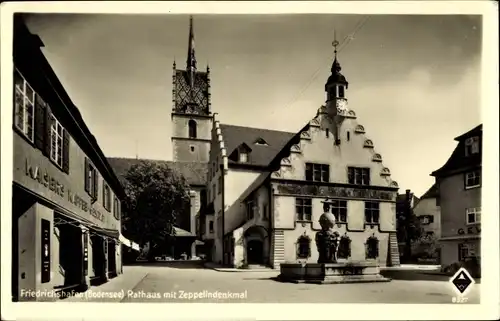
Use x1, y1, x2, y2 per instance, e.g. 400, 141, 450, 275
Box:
186, 15, 197, 73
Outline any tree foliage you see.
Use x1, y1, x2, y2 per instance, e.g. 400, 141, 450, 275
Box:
121, 161, 191, 252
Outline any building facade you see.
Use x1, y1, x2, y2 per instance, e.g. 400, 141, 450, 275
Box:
413, 184, 441, 239
12, 16, 130, 301
431, 125, 482, 268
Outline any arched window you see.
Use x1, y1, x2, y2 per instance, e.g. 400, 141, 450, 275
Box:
337, 236, 351, 259
296, 236, 311, 259
188, 119, 197, 138
365, 236, 379, 259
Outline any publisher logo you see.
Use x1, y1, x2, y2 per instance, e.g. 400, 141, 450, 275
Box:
450, 267, 475, 296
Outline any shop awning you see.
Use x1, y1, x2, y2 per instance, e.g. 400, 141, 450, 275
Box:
174, 226, 196, 237
90, 226, 120, 239
119, 233, 141, 251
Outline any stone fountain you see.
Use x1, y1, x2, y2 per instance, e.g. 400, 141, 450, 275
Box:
278, 203, 390, 284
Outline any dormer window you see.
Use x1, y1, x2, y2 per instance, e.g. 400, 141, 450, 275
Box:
465, 136, 480, 156
254, 138, 268, 146
338, 85, 345, 98
239, 152, 248, 163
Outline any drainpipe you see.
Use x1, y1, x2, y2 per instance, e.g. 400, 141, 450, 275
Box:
220, 164, 225, 265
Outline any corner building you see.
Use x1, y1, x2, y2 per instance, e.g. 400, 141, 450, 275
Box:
431, 125, 482, 268
12, 16, 128, 301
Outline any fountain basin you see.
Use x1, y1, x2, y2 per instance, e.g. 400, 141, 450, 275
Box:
279, 261, 391, 284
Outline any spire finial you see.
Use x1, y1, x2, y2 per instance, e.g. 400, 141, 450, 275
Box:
331, 30, 341, 73
187, 15, 197, 73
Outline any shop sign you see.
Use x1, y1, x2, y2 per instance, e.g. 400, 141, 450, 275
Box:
25, 159, 105, 222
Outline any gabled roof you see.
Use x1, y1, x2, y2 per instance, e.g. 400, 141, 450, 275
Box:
220, 124, 294, 167
107, 157, 208, 187
420, 183, 439, 200
431, 124, 482, 177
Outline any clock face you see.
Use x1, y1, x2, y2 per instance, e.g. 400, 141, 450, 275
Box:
336, 99, 347, 111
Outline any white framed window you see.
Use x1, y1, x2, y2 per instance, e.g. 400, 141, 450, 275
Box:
50, 115, 64, 167
103, 183, 111, 211
465, 170, 481, 189
364, 202, 380, 224
465, 136, 480, 156
113, 196, 120, 220
246, 201, 254, 220
85, 158, 98, 200
14, 71, 35, 142
466, 207, 481, 225
330, 200, 348, 223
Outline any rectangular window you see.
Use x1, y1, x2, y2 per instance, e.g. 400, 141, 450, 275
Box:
305, 163, 329, 182
49, 115, 64, 168
113, 196, 120, 220
209, 220, 214, 233
364, 201, 380, 224
103, 183, 111, 211
239, 152, 248, 163
458, 243, 469, 261
263, 204, 269, 220
465, 170, 481, 189
330, 200, 348, 223
296, 198, 312, 221
218, 176, 222, 194
14, 71, 35, 142
246, 201, 254, 220
85, 159, 98, 200
465, 136, 480, 156
466, 207, 481, 225
348, 167, 370, 185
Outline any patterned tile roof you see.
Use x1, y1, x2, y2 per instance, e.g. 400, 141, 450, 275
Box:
106, 157, 208, 187
220, 124, 295, 167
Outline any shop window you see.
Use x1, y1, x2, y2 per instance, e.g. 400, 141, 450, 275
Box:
330, 199, 348, 223
337, 236, 351, 259
348, 167, 370, 185
365, 236, 379, 259
14, 70, 35, 142
458, 243, 469, 261
85, 158, 99, 201
295, 198, 312, 221
296, 236, 311, 259
466, 207, 481, 224
305, 163, 330, 182
465, 170, 481, 189
364, 202, 380, 224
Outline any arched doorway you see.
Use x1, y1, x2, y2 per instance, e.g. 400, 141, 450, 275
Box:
243, 225, 268, 265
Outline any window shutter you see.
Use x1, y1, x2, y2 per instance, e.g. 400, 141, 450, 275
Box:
62, 129, 70, 174
43, 105, 53, 157
93, 170, 99, 201
84, 158, 89, 193
34, 94, 46, 150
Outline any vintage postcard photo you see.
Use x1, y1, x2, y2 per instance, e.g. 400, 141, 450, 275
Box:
1, 1, 498, 320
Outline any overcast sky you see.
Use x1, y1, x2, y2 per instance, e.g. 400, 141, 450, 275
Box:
24, 13, 481, 196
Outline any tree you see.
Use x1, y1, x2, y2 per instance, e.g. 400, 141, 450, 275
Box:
121, 161, 191, 260
397, 207, 424, 262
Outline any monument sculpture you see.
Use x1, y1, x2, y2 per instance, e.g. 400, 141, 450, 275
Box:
278, 199, 390, 284
315, 202, 340, 263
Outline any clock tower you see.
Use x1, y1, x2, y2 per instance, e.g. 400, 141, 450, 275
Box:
325, 38, 349, 144
171, 16, 212, 163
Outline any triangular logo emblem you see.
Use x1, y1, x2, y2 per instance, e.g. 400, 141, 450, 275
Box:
449, 267, 475, 296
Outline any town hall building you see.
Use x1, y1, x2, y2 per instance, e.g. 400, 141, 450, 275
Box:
109, 16, 401, 268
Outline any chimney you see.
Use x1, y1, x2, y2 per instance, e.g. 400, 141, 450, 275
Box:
405, 189, 412, 208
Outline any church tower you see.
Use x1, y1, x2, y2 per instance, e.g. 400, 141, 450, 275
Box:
324, 38, 349, 145
171, 16, 212, 163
